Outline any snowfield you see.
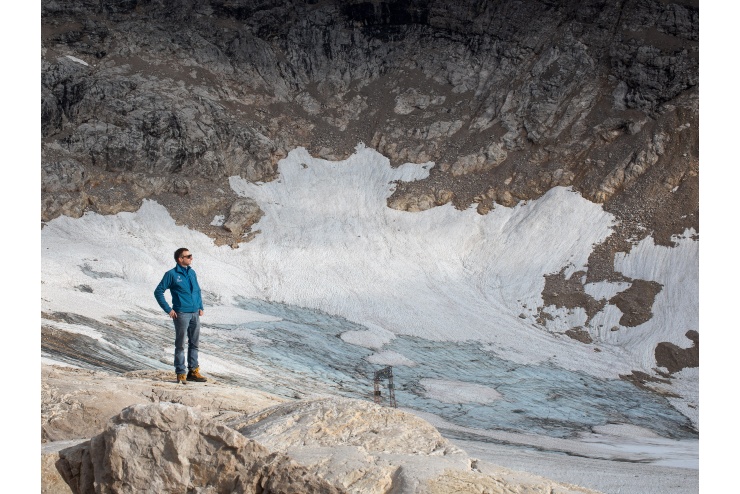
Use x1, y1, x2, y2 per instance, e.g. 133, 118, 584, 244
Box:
40, 145, 698, 493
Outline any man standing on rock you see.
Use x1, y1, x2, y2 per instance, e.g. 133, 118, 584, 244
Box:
154, 248, 208, 384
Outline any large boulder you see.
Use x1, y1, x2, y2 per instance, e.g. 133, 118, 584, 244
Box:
223, 197, 264, 238
55, 402, 345, 494
228, 397, 599, 494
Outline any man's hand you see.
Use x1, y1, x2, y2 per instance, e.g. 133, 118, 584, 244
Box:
198, 309, 204, 316
169, 310, 177, 319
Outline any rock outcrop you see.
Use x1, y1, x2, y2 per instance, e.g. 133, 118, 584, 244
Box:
227, 397, 598, 493
55, 402, 345, 494
223, 197, 264, 243
41, 366, 286, 443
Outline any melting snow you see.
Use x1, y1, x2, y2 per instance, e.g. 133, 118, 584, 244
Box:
64, 55, 88, 66
420, 379, 502, 404
366, 350, 417, 367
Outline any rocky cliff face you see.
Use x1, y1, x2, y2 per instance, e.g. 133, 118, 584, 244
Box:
41, 0, 698, 248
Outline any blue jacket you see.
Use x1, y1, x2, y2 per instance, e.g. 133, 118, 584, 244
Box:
154, 264, 204, 314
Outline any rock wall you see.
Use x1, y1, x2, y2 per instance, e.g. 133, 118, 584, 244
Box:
41, 0, 698, 249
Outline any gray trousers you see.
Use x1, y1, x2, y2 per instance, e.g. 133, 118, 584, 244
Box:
173, 312, 200, 374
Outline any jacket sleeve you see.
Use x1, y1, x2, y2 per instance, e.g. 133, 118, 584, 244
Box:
153, 272, 172, 313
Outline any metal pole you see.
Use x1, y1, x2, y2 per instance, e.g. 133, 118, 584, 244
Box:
388, 371, 397, 408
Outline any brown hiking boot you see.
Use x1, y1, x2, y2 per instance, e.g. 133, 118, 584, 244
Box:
177, 373, 187, 384
187, 367, 207, 382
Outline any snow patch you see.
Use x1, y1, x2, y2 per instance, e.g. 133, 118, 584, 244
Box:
365, 351, 417, 367
542, 306, 588, 333
610, 230, 699, 369
419, 379, 502, 404
43, 320, 105, 342
340, 323, 396, 350
225, 146, 617, 375
41, 356, 82, 369
65, 55, 89, 66
191, 353, 263, 379
584, 281, 631, 301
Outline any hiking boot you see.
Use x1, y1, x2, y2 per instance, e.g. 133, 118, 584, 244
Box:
177, 373, 187, 384
187, 367, 207, 382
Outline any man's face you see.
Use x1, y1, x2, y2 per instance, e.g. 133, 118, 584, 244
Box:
178, 250, 193, 267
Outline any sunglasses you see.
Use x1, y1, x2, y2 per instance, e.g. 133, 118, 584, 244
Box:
181, 254, 193, 259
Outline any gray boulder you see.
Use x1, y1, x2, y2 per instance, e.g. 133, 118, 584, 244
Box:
223, 197, 263, 238
55, 402, 345, 494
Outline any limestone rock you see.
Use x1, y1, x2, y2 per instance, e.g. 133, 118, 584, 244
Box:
42, 441, 81, 494
41, 365, 285, 443
594, 131, 669, 203
42, 160, 87, 194
223, 197, 264, 238
427, 466, 597, 494
227, 397, 601, 494
231, 397, 460, 455
387, 193, 437, 212
41, 159, 90, 222
565, 328, 594, 344
228, 397, 463, 492
56, 402, 345, 494
394, 89, 446, 115
444, 141, 507, 177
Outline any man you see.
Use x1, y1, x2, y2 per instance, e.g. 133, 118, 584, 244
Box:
154, 247, 208, 384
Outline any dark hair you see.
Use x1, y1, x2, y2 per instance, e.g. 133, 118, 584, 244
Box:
174, 247, 189, 262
